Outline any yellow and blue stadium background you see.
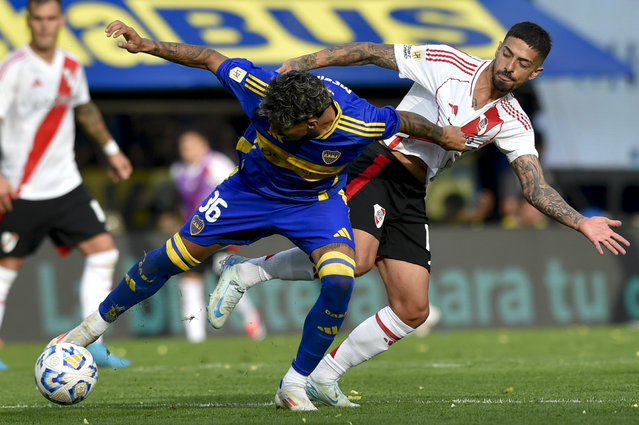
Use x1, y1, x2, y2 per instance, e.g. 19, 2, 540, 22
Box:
1, 0, 637, 341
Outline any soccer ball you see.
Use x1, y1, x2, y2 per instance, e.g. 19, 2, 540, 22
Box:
34, 343, 98, 405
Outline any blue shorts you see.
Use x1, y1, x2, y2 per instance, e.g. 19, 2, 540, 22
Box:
179, 173, 355, 255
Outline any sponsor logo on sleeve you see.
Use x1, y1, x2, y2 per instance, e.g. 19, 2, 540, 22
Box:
229, 67, 247, 83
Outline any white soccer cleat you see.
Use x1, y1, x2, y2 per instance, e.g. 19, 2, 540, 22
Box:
207, 255, 249, 329
274, 381, 318, 411
46, 311, 104, 349
306, 376, 360, 408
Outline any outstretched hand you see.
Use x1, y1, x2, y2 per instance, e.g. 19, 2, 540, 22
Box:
578, 216, 630, 255
105, 20, 145, 53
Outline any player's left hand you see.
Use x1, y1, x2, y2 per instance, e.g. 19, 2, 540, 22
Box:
578, 216, 630, 255
106, 151, 133, 183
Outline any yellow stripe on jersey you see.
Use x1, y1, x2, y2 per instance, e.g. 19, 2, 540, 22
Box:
336, 115, 386, 137
244, 74, 268, 97
315, 101, 343, 140
256, 132, 347, 181
340, 115, 387, 133
236, 136, 256, 154
247, 74, 268, 89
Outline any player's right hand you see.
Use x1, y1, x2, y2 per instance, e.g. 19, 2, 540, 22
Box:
0, 176, 16, 213
105, 20, 145, 54
276, 58, 305, 74
441, 126, 467, 151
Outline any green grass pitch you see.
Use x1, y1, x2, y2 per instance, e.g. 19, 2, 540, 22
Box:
1, 326, 638, 424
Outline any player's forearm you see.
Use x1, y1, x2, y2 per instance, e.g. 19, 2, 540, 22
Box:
141, 38, 217, 71
526, 184, 584, 229
397, 111, 443, 142
75, 102, 113, 146
289, 42, 398, 71
513, 155, 584, 230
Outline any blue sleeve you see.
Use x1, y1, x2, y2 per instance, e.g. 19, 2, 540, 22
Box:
377, 105, 401, 140
216, 58, 277, 119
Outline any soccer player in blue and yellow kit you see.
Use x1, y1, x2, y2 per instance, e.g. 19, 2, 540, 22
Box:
48, 20, 467, 410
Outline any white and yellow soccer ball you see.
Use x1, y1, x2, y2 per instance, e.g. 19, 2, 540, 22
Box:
34, 342, 98, 405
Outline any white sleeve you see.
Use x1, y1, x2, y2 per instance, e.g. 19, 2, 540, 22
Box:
394, 44, 438, 91
72, 64, 91, 108
0, 61, 18, 119
494, 129, 538, 163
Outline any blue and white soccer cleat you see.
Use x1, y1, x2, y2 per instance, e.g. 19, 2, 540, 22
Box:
306, 376, 360, 408
87, 342, 131, 368
207, 255, 249, 329
275, 380, 318, 411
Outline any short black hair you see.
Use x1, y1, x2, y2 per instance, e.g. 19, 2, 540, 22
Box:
28, 0, 62, 14
258, 71, 333, 129
505, 21, 552, 62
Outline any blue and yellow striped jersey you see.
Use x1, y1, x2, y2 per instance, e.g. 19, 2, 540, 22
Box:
216, 58, 400, 202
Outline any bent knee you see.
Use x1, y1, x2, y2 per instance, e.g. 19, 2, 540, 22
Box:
394, 304, 431, 328
354, 257, 375, 277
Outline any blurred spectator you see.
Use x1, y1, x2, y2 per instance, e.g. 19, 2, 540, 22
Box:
169, 130, 265, 342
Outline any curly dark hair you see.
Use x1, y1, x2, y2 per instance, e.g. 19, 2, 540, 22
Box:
258, 71, 333, 129
505, 21, 552, 62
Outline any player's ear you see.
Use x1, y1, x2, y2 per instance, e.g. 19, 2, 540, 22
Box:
528, 66, 544, 81
307, 117, 320, 130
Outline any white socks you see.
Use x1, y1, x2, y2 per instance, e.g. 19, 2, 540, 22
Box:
281, 365, 308, 388
241, 247, 315, 287
79, 249, 118, 344
311, 306, 415, 384
179, 276, 207, 343
0, 266, 18, 331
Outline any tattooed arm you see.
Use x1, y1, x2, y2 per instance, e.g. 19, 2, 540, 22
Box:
277, 42, 398, 73
75, 101, 132, 183
105, 20, 227, 74
397, 111, 465, 151
512, 155, 629, 255
75, 101, 112, 146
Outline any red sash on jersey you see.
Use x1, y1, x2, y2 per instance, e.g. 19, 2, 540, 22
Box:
18, 56, 78, 194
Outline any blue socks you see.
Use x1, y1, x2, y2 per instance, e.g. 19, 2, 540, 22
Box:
99, 234, 200, 322
292, 252, 355, 375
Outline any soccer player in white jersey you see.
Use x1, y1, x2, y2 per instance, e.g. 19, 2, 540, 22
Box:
209, 21, 630, 407
0, 0, 132, 369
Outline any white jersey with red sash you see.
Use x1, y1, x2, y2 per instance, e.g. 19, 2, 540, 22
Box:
384, 43, 538, 187
0, 45, 89, 200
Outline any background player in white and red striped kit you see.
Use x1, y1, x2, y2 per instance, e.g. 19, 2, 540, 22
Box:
0, 0, 132, 369
210, 22, 630, 407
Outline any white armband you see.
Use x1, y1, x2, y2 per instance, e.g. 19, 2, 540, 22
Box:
102, 139, 120, 156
